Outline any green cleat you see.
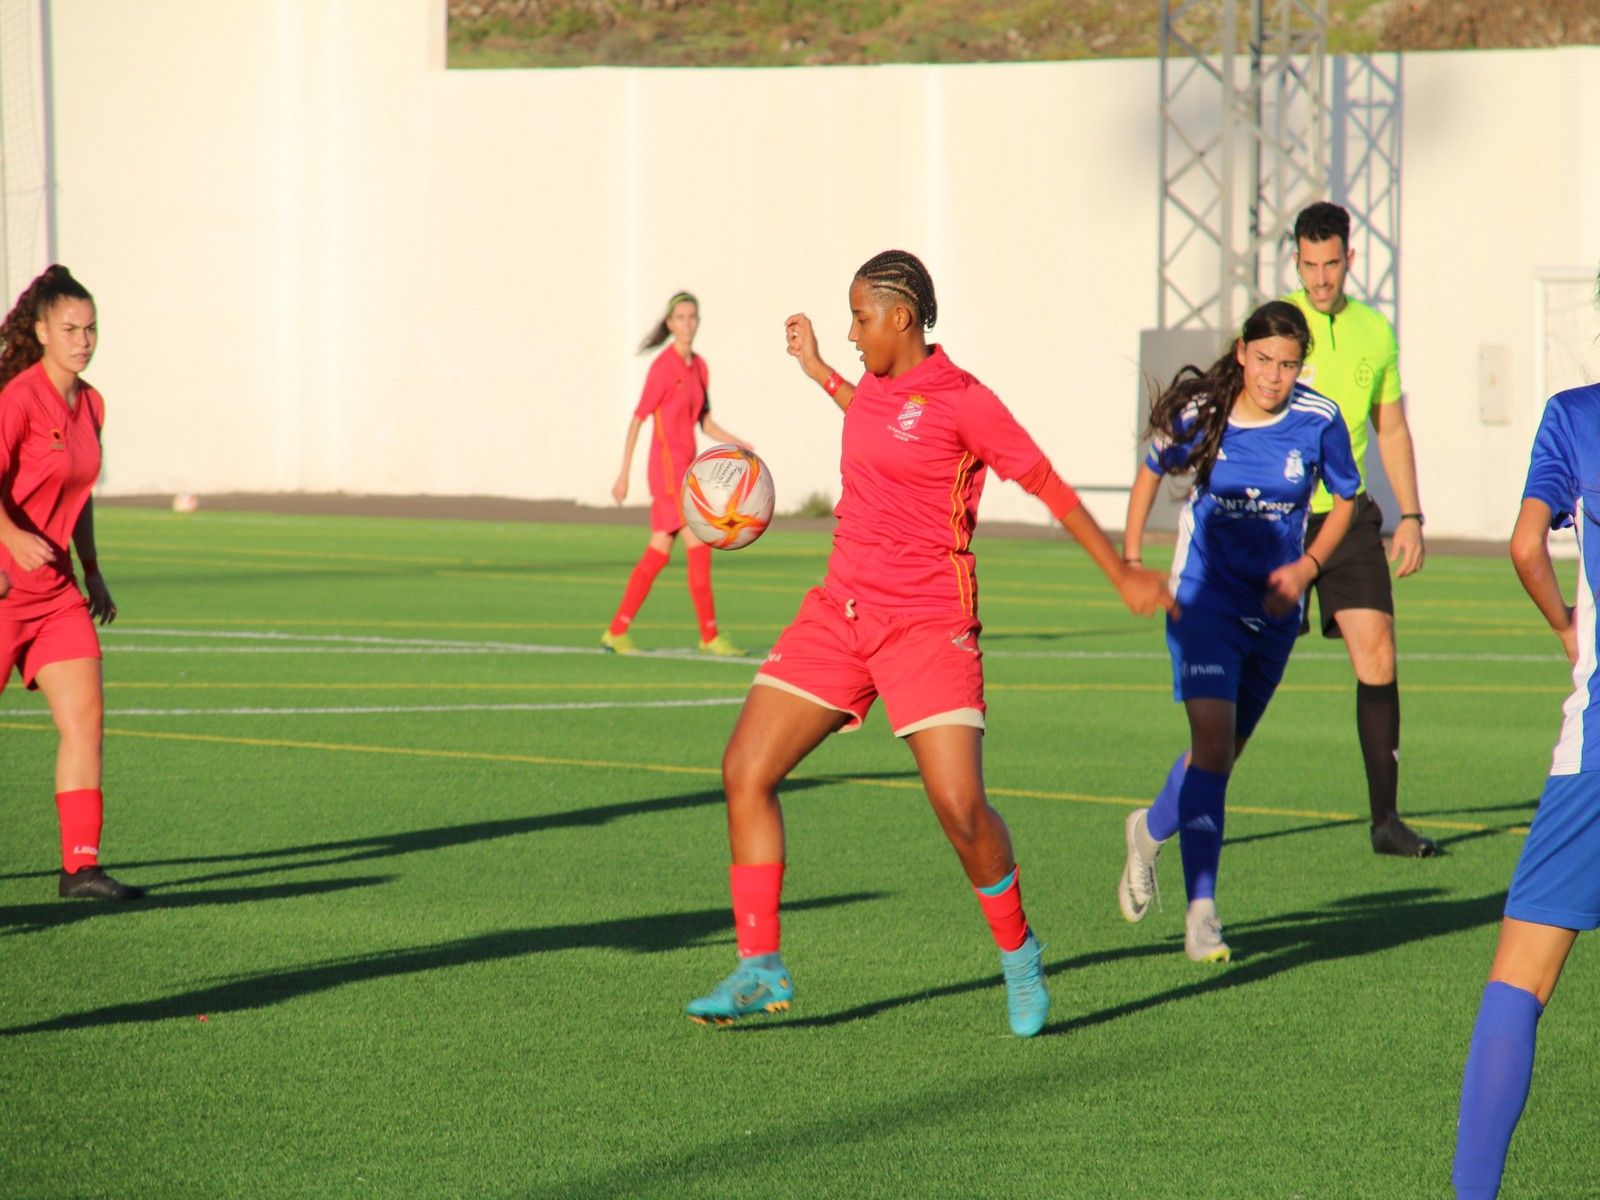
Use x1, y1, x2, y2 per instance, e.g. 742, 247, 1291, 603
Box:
697, 634, 745, 657
600, 629, 640, 655
686, 954, 794, 1026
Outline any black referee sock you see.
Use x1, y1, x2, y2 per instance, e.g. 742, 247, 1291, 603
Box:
1357, 680, 1401, 825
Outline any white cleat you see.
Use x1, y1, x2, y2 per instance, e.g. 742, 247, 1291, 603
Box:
1118, 808, 1162, 923
1185, 909, 1232, 963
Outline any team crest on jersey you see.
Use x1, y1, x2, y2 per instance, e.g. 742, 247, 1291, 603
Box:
1284, 448, 1305, 483
890, 394, 929, 441
1354, 360, 1375, 389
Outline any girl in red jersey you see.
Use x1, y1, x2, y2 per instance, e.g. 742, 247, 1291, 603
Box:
0, 265, 141, 901
684, 250, 1174, 1036
603, 291, 750, 657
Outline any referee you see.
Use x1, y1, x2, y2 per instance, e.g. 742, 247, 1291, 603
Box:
1284, 202, 1436, 857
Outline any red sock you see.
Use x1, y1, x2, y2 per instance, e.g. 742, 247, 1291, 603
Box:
974, 865, 1029, 953
609, 546, 670, 635
686, 543, 717, 642
56, 788, 104, 873
729, 862, 784, 957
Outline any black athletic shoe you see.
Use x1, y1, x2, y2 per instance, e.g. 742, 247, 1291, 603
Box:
1371, 818, 1440, 858
58, 866, 145, 901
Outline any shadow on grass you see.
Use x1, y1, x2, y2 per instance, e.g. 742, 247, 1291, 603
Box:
979, 627, 1155, 644
734, 887, 1502, 1036
1222, 817, 1365, 848
0, 876, 395, 937
3, 778, 878, 890
0, 892, 883, 1036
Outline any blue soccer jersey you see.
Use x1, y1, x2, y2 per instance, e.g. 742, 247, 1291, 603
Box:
1523, 382, 1600, 775
1148, 382, 1361, 627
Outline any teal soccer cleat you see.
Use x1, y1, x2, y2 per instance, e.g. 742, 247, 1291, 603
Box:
686, 954, 794, 1026
999, 932, 1049, 1037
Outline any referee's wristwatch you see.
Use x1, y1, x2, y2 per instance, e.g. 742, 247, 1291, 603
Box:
1399, 512, 1425, 526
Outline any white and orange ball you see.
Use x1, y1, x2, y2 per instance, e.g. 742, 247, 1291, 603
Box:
680, 445, 775, 551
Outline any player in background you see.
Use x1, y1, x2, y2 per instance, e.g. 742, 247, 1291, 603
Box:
684, 250, 1174, 1036
0, 264, 141, 900
604, 291, 750, 656
1450, 267, 1600, 1199
1118, 301, 1359, 961
1284, 202, 1435, 857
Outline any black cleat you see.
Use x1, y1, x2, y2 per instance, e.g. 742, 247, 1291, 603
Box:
1371, 818, 1440, 858
58, 866, 146, 901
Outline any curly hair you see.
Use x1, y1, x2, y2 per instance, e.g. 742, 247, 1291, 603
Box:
0, 264, 94, 390
1144, 300, 1312, 494
855, 249, 937, 330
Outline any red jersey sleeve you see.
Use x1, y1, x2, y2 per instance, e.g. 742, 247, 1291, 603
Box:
633, 354, 673, 420
0, 389, 26, 480
697, 358, 711, 418
953, 384, 1046, 482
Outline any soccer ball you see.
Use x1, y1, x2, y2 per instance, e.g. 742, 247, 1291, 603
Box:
680, 444, 775, 550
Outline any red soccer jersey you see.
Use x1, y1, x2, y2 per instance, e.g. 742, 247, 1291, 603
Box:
0, 361, 104, 600
634, 346, 709, 501
826, 345, 1045, 616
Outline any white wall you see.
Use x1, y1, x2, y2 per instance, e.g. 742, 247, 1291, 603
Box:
41, 1, 1600, 537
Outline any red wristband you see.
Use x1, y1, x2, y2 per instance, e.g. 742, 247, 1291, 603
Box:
822, 371, 844, 397
79, 556, 99, 576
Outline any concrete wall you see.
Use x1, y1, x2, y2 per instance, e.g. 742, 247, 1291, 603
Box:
42, 0, 1600, 537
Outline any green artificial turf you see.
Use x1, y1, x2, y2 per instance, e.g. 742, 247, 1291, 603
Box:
0, 506, 1590, 1198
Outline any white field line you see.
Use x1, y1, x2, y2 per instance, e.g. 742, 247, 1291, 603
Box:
98, 698, 748, 718
98, 626, 1565, 666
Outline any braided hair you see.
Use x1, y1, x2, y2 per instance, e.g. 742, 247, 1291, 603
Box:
638, 290, 697, 354
1144, 300, 1312, 494
854, 250, 937, 329
0, 265, 94, 391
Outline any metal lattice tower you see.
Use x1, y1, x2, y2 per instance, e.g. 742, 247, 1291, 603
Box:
1157, 0, 1330, 335
1330, 52, 1402, 329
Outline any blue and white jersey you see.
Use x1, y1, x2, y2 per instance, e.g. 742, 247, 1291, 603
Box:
1148, 381, 1360, 628
1523, 383, 1600, 775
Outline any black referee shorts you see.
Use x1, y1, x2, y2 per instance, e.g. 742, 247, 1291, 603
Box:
1300, 492, 1393, 639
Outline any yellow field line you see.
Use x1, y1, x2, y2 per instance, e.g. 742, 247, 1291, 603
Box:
0, 721, 1525, 836
80, 680, 1569, 696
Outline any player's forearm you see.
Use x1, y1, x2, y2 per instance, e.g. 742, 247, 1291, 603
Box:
1511, 500, 1570, 633
617, 418, 644, 474
702, 419, 742, 445
798, 357, 854, 412
1122, 467, 1162, 563
1376, 419, 1423, 513
1062, 502, 1127, 587
1304, 497, 1354, 572
71, 500, 100, 570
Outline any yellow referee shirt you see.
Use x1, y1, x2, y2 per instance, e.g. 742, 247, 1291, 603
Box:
1284, 288, 1402, 514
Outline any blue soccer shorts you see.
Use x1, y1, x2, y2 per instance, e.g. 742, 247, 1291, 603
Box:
1505, 770, 1600, 931
1166, 607, 1298, 742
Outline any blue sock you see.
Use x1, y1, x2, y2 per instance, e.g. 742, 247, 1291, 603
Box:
1175, 766, 1228, 901
1452, 981, 1544, 1199
1146, 752, 1187, 841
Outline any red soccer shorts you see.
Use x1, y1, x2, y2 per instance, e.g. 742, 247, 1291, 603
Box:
753, 586, 985, 737
650, 491, 686, 534
0, 586, 101, 695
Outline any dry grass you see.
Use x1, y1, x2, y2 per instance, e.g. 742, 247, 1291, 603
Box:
447, 0, 1600, 69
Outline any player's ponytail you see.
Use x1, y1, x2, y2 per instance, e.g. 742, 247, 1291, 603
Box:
639, 291, 697, 354
0, 264, 94, 391
1144, 300, 1311, 493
